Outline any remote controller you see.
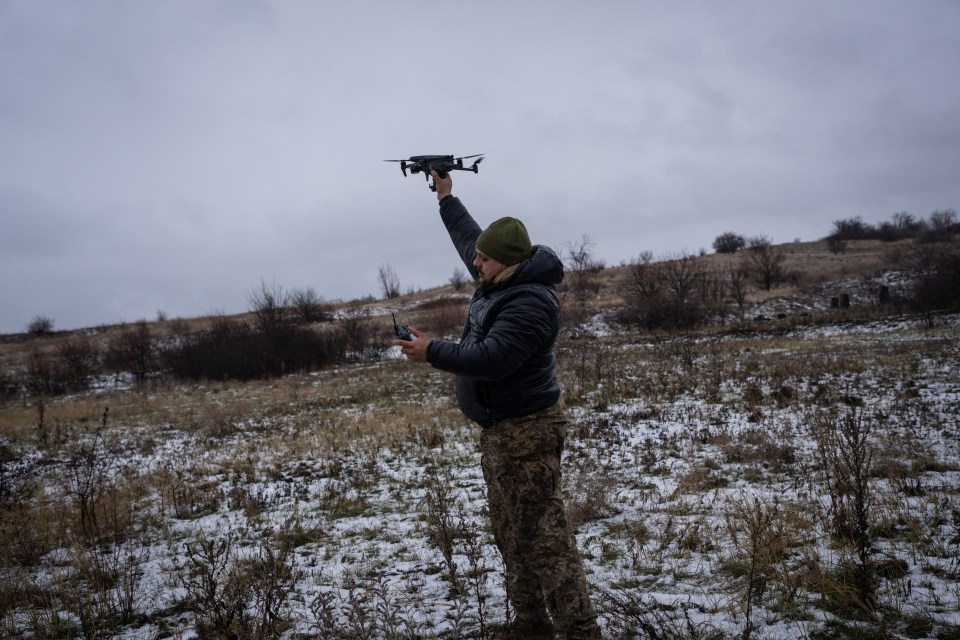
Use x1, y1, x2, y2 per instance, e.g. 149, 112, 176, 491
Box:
392, 313, 414, 341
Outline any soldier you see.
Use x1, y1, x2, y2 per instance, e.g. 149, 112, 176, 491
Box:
396, 171, 601, 639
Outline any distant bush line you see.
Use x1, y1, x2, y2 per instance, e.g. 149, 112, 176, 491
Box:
826, 209, 958, 244
163, 317, 345, 381
2, 283, 398, 403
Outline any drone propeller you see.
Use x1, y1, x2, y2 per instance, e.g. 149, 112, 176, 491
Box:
383, 159, 409, 176
459, 153, 484, 160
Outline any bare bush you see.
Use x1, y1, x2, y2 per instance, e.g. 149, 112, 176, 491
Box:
562, 234, 606, 325
422, 472, 464, 589
163, 313, 345, 380
177, 522, 300, 640
618, 252, 717, 331
723, 494, 794, 640
449, 267, 470, 291
338, 307, 387, 361
378, 263, 402, 300
0, 444, 48, 566
742, 236, 786, 291
103, 321, 157, 383
727, 266, 751, 318
27, 315, 55, 336
899, 237, 960, 320
56, 336, 99, 391
289, 286, 330, 323
813, 408, 877, 612
24, 347, 62, 396
248, 280, 290, 335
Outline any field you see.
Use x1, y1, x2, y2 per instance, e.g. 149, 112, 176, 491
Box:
1, 239, 960, 639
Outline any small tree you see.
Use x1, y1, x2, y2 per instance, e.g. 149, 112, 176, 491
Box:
742, 235, 786, 291
661, 253, 702, 304
57, 336, 99, 390
449, 268, 470, 291
831, 216, 874, 241
378, 263, 401, 300
712, 232, 746, 254
826, 235, 847, 254
727, 266, 751, 318
289, 287, 329, 323
922, 209, 958, 243
104, 321, 156, 384
619, 252, 711, 331
27, 315, 55, 336
562, 235, 605, 324
248, 280, 290, 335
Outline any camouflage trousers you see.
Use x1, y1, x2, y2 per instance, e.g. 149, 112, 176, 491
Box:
479, 403, 601, 639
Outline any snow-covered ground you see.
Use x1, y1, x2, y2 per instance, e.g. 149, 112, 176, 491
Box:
1, 312, 958, 639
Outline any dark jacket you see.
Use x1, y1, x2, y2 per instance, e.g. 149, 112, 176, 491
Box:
426, 195, 564, 424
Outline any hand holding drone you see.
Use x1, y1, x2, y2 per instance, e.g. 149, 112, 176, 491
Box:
384, 154, 484, 191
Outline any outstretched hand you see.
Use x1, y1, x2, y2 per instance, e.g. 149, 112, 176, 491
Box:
395, 326, 431, 363
431, 170, 452, 200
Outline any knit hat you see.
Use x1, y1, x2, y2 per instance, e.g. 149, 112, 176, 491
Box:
475, 217, 532, 266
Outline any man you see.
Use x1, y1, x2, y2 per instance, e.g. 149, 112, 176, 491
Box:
396, 170, 601, 640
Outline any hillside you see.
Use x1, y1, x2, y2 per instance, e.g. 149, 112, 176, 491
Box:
1, 237, 959, 639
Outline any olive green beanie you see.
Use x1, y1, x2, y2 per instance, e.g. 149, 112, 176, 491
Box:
475, 217, 532, 266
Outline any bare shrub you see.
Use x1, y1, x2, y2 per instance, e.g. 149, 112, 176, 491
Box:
449, 267, 470, 291
59, 412, 118, 543
338, 307, 387, 361
921, 208, 958, 243
564, 466, 620, 529
248, 280, 290, 335
288, 286, 330, 323
177, 521, 300, 640
0, 444, 49, 566
900, 237, 960, 319
24, 347, 62, 396
722, 494, 794, 640
27, 315, 55, 336
742, 236, 786, 291
56, 336, 99, 391
813, 407, 878, 612
618, 252, 715, 331
726, 266, 752, 319
562, 234, 606, 325
164, 313, 345, 380
827, 235, 848, 254
103, 321, 157, 383
152, 461, 223, 520
378, 263, 401, 300
422, 472, 464, 589
62, 540, 150, 635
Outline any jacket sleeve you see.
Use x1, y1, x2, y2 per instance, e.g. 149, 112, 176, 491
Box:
439, 196, 482, 279
427, 288, 558, 381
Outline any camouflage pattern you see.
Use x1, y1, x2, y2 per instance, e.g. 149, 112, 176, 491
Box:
480, 403, 601, 639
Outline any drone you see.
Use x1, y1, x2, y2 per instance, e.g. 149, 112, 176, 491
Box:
384, 154, 484, 191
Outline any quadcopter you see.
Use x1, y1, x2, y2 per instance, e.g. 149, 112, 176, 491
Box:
384, 154, 484, 191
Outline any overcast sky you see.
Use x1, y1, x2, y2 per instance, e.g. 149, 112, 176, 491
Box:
2, 1, 959, 333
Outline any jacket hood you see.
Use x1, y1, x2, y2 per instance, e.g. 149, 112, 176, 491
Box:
508, 244, 564, 288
